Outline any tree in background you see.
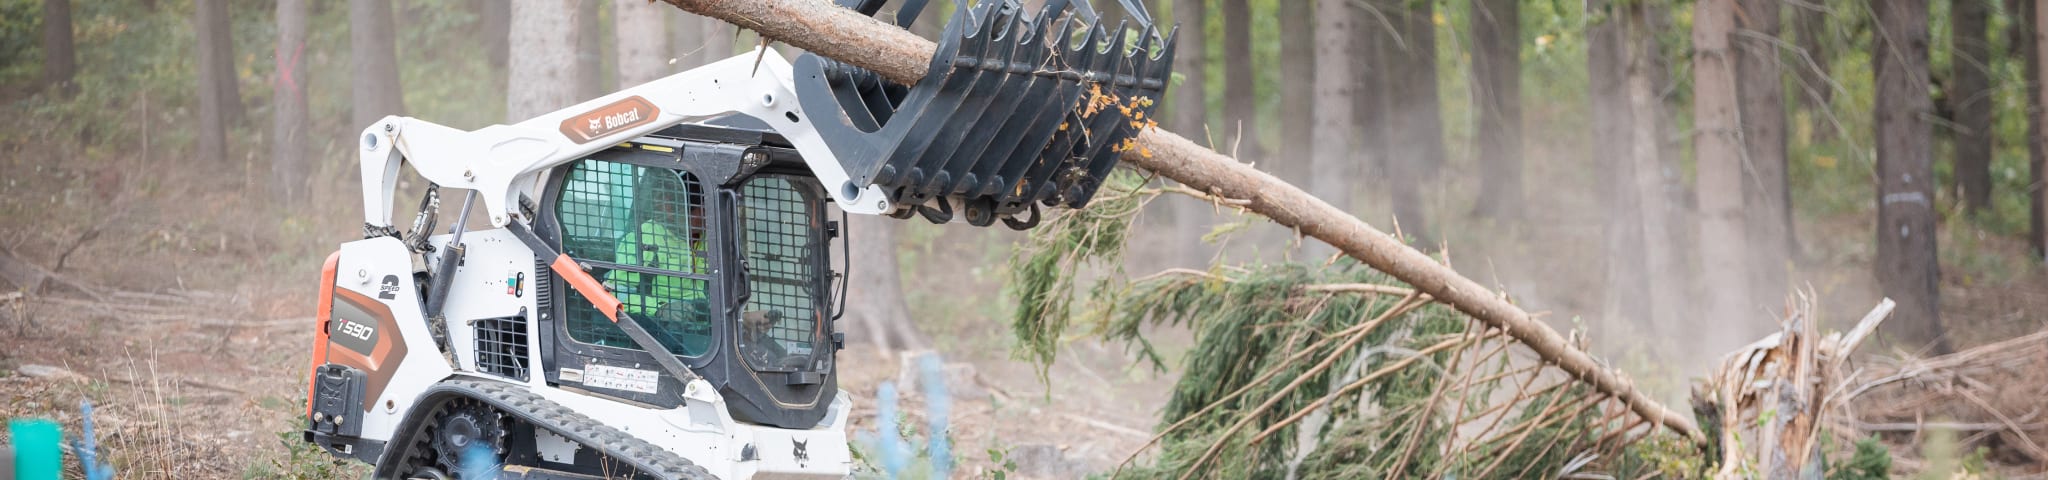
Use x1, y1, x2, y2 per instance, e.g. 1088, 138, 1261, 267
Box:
40, 0, 74, 96
272, 0, 309, 204
1951, 0, 1995, 215
1220, 0, 1258, 158
575, 1, 606, 102
1872, 0, 1950, 354
1592, 0, 1651, 328
1624, 2, 1686, 338
1310, 0, 1353, 246
1469, 0, 1521, 221
2035, 0, 2048, 260
1791, 1, 1832, 142
672, 10, 731, 70
615, 0, 669, 87
351, 0, 405, 129
1693, 0, 1752, 350
1276, 0, 1312, 186
478, 0, 510, 72
1352, 0, 1389, 209
1736, 0, 1790, 307
1383, 0, 1443, 244
192, 0, 242, 163
1169, 0, 1212, 263
507, 0, 583, 121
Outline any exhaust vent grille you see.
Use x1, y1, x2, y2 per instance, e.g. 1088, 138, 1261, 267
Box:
475, 314, 530, 381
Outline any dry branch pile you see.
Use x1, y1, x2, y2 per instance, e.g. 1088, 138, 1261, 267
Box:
1843, 325, 2048, 472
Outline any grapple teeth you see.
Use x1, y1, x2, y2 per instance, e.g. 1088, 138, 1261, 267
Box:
795, 0, 1175, 223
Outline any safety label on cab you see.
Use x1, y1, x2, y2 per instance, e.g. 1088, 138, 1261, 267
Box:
582, 364, 660, 394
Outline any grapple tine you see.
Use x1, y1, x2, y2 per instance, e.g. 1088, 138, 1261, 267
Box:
794, 0, 1175, 226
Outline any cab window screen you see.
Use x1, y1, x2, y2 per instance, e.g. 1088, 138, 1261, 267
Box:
736, 176, 822, 371
555, 158, 713, 357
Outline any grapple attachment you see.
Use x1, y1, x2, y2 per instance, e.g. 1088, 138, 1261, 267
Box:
795, 0, 1176, 229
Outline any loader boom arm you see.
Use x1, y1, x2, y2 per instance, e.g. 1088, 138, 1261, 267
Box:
356, 48, 891, 230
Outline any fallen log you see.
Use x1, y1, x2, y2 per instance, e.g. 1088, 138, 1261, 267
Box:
654, 0, 1702, 442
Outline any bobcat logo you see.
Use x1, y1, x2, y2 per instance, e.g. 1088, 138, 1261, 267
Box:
792, 439, 809, 462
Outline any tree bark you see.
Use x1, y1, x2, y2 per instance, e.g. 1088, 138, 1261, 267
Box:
1469, 0, 1520, 220
1276, 0, 1312, 186
1790, 0, 1831, 142
1872, 0, 1950, 354
1219, 0, 1258, 158
273, 0, 310, 204
1310, 0, 1353, 248
577, 0, 607, 101
1169, 0, 1213, 264
1693, 0, 1752, 350
1950, 0, 1994, 214
478, 0, 511, 72
841, 214, 928, 351
507, 0, 584, 121
351, 0, 405, 129
1384, 0, 1442, 244
650, 0, 1703, 441
41, 0, 75, 95
2034, 0, 2048, 260
1591, 0, 1650, 331
193, 0, 237, 163
1625, 2, 1685, 340
616, 0, 670, 87
1353, 0, 1390, 198
1735, 0, 1791, 318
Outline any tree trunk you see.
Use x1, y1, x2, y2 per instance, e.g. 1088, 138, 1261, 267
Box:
478, 0, 511, 72
1790, 1, 1831, 142
1220, 0, 1258, 158
1591, 0, 1650, 331
193, 0, 235, 163
841, 214, 928, 351
40, 0, 75, 95
507, 0, 584, 121
1951, 0, 1994, 214
576, 0, 607, 101
1384, 0, 1442, 244
1354, 0, 1390, 198
1169, 0, 1213, 264
673, 12, 732, 69
273, 0, 310, 204
1469, 0, 1520, 220
1872, 0, 1950, 354
1276, 0, 1312, 185
616, 0, 670, 87
2033, 0, 2048, 260
648, 0, 1704, 439
1310, 0, 1353, 241
1735, 0, 1790, 315
351, 0, 405, 129
1625, 2, 1685, 340
1693, 0, 1752, 350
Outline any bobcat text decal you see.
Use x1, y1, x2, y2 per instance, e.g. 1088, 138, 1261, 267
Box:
558, 96, 661, 144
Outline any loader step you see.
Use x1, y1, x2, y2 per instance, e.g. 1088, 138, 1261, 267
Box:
374, 377, 714, 480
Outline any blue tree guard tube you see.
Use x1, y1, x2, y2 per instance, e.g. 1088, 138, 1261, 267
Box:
9, 419, 62, 480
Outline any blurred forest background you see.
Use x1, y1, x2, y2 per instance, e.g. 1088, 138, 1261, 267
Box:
1, 0, 2046, 477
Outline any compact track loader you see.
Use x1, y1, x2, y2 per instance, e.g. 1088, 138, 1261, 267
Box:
301, 1, 1174, 478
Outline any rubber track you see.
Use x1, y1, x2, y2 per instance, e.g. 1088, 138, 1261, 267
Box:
376, 378, 716, 480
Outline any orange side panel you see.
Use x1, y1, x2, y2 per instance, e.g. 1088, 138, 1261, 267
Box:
306, 251, 340, 417
551, 254, 621, 322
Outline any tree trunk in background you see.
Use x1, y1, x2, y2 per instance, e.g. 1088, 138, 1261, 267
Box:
1384, 0, 1441, 244
206, 0, 245, 125
193, 0, 235, 163
1591, 0, 1649, 331
351, 0, 405, 129
1872, 0, 1950, 354
508, 0, 583, 121
842, 214, 928, 351
479, 0, 511, 72
2033, 0, 2048, 260
1625, 2, 1684, 339
1951, 0, 1994, 215
615, 0, 669, 87
1790, 1, 1831, 142
1693, 0, 1752, 350
272, 0, 310, 204
1170, 0, 1212, 264
41, 0, 75, 95
1354, 1, 1390, 195
1276, 0, 1312, 185
1735, 0, 1790, 314
1469, 0, 1520, 221
1220, 0, 1258, 158
576, 0, 606, 101
1310, 0, 1354, 255
673, 12, 731, 69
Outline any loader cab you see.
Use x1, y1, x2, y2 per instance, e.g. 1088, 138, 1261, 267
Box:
532, 122, 841, 429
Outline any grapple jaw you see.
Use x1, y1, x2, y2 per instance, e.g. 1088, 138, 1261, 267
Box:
796, 0, 1176, 229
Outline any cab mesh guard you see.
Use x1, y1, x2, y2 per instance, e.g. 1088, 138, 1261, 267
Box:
795, 0, 1176, 228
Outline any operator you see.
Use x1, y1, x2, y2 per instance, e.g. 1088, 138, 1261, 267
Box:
605, 170, 713, 355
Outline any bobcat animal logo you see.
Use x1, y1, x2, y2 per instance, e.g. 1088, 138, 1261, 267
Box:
792, 439, 808, 462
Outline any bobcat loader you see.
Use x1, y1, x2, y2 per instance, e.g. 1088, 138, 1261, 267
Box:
300, 1, 1174, 478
